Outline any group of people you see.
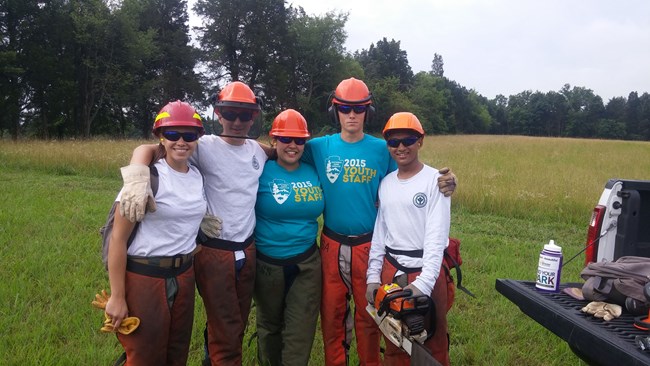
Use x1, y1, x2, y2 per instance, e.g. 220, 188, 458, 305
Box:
103, 77, 457, 366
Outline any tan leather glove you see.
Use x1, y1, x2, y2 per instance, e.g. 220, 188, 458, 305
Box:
405, 283, 425, 297
366, 283, 381, 304
581, 301, 622, 321
200, 214, 223, 239
437, 167, 457, 197
119, 164, 156, 222
92, 290, 140, 335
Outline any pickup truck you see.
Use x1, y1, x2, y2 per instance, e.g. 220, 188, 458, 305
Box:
496, 179, 650, 366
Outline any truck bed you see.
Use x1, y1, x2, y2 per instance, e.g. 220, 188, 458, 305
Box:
495, 279, 650, 366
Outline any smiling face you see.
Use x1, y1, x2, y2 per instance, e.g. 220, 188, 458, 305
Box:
273, 136, 306, 171
160, 126, 200, 170
385, 130, 423, 169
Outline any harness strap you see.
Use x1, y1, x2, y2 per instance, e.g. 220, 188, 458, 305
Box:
201, 235, 254, 251
322, 226, 372, 246
126, 258, 193, 278
385, 246, 422, 274
256, 243, 318, 266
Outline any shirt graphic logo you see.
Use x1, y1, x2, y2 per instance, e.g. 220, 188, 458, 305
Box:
326, 156, 343, 183
252, 155, 260, 170
270, 179, 291, 204
413, 192, 427, 208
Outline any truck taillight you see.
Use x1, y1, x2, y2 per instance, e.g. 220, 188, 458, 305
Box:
584, 205, 606, 266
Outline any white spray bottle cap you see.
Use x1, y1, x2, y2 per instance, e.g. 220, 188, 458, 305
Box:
544, 240, 562, 252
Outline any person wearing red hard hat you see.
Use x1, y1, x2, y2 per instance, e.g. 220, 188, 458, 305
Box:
117, 81, 268, 366
253, 109, 324, 365
105, 100, 206, 365
367, 112, 451, 366
300, 78, 457, 365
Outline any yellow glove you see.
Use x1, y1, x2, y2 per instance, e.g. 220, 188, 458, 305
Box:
101, 312, 140, 335
437, 167, 457, 197
92, 290, 140, 335
119, 164, 156, 222
581, 301, 622, 321
200, 214, 223, 239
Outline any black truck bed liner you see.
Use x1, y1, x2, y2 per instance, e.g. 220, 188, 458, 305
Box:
495, 279, 650, 366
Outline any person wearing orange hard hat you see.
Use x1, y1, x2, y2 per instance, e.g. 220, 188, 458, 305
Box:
300, 77, 457, 365
117, 81, 268, 366
253, 109, 324, 365
367, 112, 451, 366
105, 100, 207, 365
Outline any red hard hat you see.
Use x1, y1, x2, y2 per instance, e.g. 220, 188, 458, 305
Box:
382, 112, 425, 138
270, 109, 310, 138
153, 100, 204, 135
214, 81, 260, 110
332, 78, 372, 105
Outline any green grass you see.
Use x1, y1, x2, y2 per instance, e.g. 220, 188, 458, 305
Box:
1, 135, 649, 365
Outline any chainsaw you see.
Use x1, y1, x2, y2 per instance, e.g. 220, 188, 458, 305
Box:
366, 283, 443, 365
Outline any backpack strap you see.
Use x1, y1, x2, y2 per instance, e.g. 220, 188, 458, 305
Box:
444, 248, 476, 298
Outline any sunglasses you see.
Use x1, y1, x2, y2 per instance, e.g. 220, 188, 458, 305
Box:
220, 110, 254, 122
337, 105, 368, 114
386, 136, 420, 148
162, 130, 199, 142
276, 136, 307, 145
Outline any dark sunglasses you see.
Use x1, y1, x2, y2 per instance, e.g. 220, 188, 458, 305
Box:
337, 105, 368, 114
162, 130, 199, 142
276, 136, 307, 145
220, 110, 254, 122
386, 136, 419, 148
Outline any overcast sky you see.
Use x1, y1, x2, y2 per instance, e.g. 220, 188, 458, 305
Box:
190, 1, 650, 102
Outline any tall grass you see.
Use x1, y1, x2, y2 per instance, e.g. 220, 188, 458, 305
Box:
1, 135, 649, 365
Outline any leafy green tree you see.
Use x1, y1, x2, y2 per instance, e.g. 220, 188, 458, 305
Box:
355, 38, 413, 90
409, 72, 448, 134
429, 53, 444, 77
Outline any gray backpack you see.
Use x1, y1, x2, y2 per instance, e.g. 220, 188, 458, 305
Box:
581, 256, 650, 305
100, 165, 159, 270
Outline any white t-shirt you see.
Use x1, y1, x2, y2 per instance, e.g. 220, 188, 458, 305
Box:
123, 159, 207, 257
367, 164, 451, 295
190, 135, 267, 242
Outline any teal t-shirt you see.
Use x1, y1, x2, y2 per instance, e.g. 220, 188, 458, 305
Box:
302, 133, 396, 235
255, 161, 324, 258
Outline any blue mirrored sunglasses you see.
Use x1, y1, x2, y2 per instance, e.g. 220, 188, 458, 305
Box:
337, 105, 368, 114
276, 136, 307, 145
386, 136, 419, 148
220, 110, 254, 122
162, 131, 199, 142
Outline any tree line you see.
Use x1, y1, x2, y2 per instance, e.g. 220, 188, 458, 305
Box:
2, 0, 649, 141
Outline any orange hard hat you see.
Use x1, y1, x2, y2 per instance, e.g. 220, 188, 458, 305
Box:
332, 77, 372, 105
382, 112, 425, 138
270, 109, 310, 138
153, 100, 204, 135
215, 81, 260, 110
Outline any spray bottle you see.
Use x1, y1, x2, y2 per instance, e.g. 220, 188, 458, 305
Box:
536, 240, 563, 292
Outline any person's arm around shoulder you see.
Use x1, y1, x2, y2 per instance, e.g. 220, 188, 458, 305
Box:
119, 144, 158, 222
105, 204, 136, 331
437, 167, 457, 197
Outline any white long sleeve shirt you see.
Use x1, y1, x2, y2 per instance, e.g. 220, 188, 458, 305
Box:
367, 165, 451, 296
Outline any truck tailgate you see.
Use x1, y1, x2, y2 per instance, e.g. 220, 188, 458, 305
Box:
495, 279, 650, 366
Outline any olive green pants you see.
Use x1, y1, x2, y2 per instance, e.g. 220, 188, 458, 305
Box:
254, 248, 322, 366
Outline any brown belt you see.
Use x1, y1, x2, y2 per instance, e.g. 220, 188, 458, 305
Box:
128, 246, 201, 269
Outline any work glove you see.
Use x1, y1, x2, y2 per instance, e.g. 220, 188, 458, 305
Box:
366, 283, 381, 304
91, 290, 140, 335
200, 214, 223, 239
119, 164, 156, 222
405, 284, 425, 297
581, 301, 623, 321
437, 167, 457, 197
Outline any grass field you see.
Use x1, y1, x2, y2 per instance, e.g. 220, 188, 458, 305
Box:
1, 135, 649, 365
